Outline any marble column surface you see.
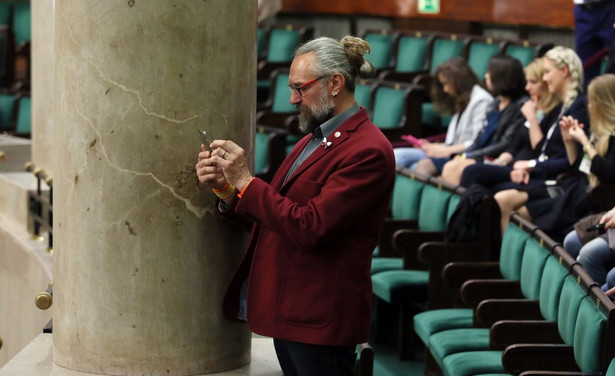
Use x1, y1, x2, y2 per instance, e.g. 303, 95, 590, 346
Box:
31, 0, 55, 174
52, 1, 256, 374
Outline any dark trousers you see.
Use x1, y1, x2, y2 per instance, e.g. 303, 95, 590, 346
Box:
273, 338, 356, 376
574, 1, 615, 86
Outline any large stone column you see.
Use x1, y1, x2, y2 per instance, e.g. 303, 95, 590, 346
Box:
52, 1, 256, 375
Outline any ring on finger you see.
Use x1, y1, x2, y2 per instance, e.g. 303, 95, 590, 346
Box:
221, 150, 227, 159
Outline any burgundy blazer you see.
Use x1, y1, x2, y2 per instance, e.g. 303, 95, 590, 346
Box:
222, 108, 395, 346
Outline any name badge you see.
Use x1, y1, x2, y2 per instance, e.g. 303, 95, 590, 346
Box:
579, 153, 592, 175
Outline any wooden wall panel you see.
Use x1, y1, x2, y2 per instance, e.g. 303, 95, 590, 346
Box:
494, 0, 574, 28
280, 0, 574, 28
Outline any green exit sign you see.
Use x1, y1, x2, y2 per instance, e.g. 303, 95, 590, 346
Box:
418, 0, 440, 14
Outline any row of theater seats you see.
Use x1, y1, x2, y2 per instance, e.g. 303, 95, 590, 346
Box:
252, 26, 556, 182
369, 168, 615, 375
0, 1, 31, 90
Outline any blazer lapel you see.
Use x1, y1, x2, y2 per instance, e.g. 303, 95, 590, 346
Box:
280, 109, 369, 189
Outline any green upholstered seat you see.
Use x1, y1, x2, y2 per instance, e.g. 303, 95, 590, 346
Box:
439, 274, 586, 376
371, 257, 404, 275
363, 31, 395, 71
573, 296, 607, 373
254, 127, 287, 181
395, 34, 429, 73
538, 256, 569, 322
442, 350, 505, 376
0, 93, 15, 129
431, 327, 491, 366
557, 275, 586, 346
429, 37, 465, 75
414, 308, 474, 346
412, 222, 531, 350
417, 184, 452, 231
270, 72, 294, 113
427, 237, 552, 366
371, 85, 406, 130
372, 183, 451, 302
0, 3, 12, 27
371, 269, 429, 304
391, 173, 424, 221
15, 96, 30, 137
468, 40, 501, 78
266, 28, 300, 63
371, 173, 424, 274
355, 80, 374, 112
13, 2, 30, 46
498, 222, 532, 281
505, 44, 535, 67
518, 238, 550, 300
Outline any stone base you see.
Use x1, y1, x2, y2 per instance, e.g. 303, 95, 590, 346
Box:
0, 334, 283, 376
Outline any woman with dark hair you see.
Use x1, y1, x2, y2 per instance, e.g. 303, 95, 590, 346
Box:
459, 57, 563, 189
418, 54, 528, 179
394, 56, 493, 169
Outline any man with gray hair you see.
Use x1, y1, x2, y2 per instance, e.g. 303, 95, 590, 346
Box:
196, 36, 395, 374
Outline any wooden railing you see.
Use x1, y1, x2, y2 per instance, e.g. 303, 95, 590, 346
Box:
281, 0, 574, 29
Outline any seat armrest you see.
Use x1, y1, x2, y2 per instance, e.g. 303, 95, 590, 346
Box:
490, 320, 561, 350
418, 241, 490, 265
502, 344, 577, 374
378, 70, 426, 84
475, 299, 542, 327
412, 73, 433, 89
392, 229, 445, 269
442, 262, 501, 288
460, 279, 522, 306
378, 219, 418, 258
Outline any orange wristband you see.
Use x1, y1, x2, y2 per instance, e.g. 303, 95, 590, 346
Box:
237, 178, 254, 198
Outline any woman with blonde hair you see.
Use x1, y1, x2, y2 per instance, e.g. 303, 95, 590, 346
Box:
559, 74, 615, 285
489, 46, 589, 237
449, 57, 563, 186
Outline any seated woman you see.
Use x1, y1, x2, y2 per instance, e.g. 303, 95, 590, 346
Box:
473, 46, 589, 235
458, 58, 562, 190
559, 74, 615, 284
437, 54, 528, 184
394, 56, 493, 170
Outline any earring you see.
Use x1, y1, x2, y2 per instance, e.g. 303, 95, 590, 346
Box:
333, 92, 338, 97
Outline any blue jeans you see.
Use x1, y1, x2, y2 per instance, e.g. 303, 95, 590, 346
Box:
563, 230, 615, 285
273, 338, 356, 376
394, 147, 426, 170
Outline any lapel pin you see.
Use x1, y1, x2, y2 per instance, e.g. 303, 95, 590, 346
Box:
321, 137, 332, 149
334, 131, 341, 138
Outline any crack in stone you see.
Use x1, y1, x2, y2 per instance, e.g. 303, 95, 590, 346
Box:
60, 5, 204, 124
58, 6, 216, 219
74, 104, 212, 218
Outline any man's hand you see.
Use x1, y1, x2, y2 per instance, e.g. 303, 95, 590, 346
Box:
196, 144, 227, 190
209, 140, 254, 191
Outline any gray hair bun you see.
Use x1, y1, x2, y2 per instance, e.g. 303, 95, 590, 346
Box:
341, 36, 375, 79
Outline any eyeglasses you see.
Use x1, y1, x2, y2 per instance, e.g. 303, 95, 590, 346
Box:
288, 75, 328, 97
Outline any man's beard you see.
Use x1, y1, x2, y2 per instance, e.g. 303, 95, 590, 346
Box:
297, 89, 335, 134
